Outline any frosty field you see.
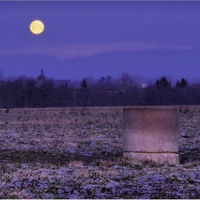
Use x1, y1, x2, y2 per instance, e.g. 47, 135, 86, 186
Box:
0, 106, 199, 198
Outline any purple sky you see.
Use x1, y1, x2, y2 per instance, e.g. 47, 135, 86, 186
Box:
0, 1, 200, 82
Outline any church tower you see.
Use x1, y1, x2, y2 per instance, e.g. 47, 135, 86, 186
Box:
37, 69, 46, 86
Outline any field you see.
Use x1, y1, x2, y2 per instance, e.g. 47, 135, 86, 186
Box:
0, 106, 199, 198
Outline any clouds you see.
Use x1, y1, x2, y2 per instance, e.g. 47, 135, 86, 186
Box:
0, 42, 196, 61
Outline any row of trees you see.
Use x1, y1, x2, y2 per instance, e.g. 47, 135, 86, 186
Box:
0, 74, 200, 108
155, 77, 188, 88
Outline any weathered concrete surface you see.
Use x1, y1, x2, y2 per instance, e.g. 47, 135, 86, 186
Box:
123, 152, 179, 165
123, 107, 179, 165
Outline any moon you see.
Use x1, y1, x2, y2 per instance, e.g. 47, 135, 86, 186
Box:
30, 20, 44, 35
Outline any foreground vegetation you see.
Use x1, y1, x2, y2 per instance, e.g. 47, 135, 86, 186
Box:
0, 106, 199, 198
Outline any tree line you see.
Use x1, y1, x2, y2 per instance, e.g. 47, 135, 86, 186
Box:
1, 73, 200, 108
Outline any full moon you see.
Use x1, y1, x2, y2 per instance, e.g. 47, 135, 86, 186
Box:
30, 20, 44, 35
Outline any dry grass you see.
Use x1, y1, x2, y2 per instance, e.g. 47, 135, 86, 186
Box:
0, 106, 199, 198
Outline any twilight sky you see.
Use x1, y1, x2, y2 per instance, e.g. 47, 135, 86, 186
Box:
0, 1, 200, 82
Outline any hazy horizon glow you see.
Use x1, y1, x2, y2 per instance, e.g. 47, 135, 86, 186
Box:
0, 42, 196, 60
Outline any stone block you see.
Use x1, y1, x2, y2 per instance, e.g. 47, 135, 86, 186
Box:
123, 107, 179, 165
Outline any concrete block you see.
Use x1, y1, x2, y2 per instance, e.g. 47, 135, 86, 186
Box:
123, 152, 179, 165
123, 107, 179, 165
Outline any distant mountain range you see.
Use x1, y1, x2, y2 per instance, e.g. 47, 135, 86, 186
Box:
1, 49, 200, 82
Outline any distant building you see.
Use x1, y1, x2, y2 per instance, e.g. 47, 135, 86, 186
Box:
36, 69, 46, 86
140, 83, 148, 88
36, 69, 73, 88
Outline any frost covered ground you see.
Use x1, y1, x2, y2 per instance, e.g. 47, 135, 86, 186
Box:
0, 106, 199, 199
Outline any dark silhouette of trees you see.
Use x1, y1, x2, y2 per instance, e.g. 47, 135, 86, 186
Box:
176, 78, 188, 88
78, 79, 89, 106
119, 73, 135, 90
97, 76, 114, 90
0, 73, 199, 108
80, 79, 88, 89
156, 76, 171, 88
26, 78, 37, 107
